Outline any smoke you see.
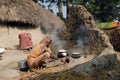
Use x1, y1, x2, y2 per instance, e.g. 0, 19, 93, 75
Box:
46, 25, 87, 54
72, 25, 88, 54
39, 19, 66, 50
76, 39, 84, 53
46, 30, 65, 50
77, 26, 87, 49
44, 24, 88, 54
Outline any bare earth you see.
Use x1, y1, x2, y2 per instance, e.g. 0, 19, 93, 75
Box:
0, 49, 96, 80
0, 27, 45, 80
0, 28, 120, 80
0, 50, 29, 80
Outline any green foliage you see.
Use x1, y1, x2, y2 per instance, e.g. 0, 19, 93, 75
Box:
33, 0, 120, 22
73, 0, 120, 22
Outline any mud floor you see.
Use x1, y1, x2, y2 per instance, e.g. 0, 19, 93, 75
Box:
0, 50, 29, 80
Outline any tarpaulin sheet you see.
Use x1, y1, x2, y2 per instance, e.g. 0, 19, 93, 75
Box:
97, 22, 119, 29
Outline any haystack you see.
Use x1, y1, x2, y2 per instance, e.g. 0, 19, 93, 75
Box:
104, 29, 120, 51
61, 5, 113, 55
0, 0, 65, 48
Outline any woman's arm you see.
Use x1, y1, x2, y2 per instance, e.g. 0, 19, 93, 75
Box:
45, 48, 58, 60
36, 43, 46, 56
45, 48, 52, 54
50, 53, 58, 60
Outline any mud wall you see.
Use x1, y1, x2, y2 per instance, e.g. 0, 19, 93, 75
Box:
0, 26, 45, 49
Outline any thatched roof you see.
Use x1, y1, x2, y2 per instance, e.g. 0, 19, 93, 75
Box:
0, 0, 64, 29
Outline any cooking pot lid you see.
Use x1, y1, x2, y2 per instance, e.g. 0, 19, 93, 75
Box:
72, 52, 80, 54
62, 52, 67, 56
58, 49, 66, 52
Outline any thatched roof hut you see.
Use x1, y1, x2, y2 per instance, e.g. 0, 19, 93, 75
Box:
0, 0, 64, 30
0, 0, 65, 48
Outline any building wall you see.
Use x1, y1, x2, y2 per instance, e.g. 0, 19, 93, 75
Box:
0, 27, 45, 49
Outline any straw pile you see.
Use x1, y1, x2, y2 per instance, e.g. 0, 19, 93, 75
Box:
19, 65, 65, 80
104, 28, 120, 51
60, 5, 113, 55
27, 65, 120, 80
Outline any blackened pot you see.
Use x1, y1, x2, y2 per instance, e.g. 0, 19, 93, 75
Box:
71, 52, 80, 59
57, 50, 68, 58
18, 60, 29, 71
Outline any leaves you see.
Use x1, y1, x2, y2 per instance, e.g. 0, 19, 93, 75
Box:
33, 0, 120, 21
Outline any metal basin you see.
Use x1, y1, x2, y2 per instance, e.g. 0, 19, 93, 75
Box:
71, 52, 80, 59
18, 60, 29, 71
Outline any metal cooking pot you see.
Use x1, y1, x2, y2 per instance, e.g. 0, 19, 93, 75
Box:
57, 49, 68, 58
18, 60, 29, 71
71, 52, 80, 59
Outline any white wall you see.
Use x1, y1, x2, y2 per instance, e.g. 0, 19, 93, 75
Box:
0, 27, 45, 49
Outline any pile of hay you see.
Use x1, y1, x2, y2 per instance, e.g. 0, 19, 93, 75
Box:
19, 65, 65, 80
60, 5, 113, 55
104, 28, 120, 51
28, 63, 120, 80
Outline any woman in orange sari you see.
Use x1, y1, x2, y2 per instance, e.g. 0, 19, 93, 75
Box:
27, 37, 57, 69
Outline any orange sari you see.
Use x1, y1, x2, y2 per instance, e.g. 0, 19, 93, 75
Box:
27, 37, 52, 69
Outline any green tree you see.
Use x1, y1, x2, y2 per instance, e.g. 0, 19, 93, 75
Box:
73, 0, 120, 22
33, 0, 120, 22
33, 0, 72, 20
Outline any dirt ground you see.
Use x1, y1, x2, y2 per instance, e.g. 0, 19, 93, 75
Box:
0, 27, 45, 80
0, 27, 120, 80
0, 49, 96, 80
0, 47, 120, 80
0, 50, 29, 80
